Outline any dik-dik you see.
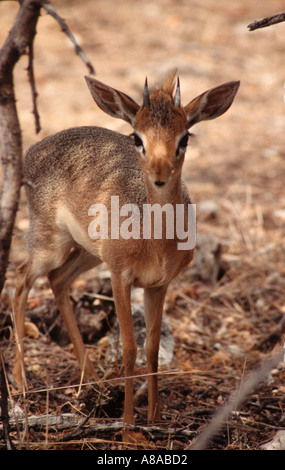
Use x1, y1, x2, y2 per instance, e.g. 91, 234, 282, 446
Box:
13, 72, 239, 425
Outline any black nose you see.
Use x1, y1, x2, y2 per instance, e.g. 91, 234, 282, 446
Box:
154, 180, 165, 187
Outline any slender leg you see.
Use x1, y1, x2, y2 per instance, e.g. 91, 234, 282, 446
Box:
13, 224, 76, 389
111, 273, 136, 425
144, 284, 168, 423
13, 260, 38, 389
48, 247, 102, 383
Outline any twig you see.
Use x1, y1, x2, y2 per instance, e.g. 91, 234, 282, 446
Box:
0, 356, 15, 450
82, 292, 115, 302
61, 406, 97, 441
42, 2, 95, 75
1, 413, 80, 432
45, 372, 51, 447
187, 346, 285, 450
248, 13, 285, 31
27, 38, 41, 133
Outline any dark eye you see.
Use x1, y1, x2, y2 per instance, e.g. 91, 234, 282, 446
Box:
176, 133, 189, 157
134, 133, 146, 155
134, 134, 143, 147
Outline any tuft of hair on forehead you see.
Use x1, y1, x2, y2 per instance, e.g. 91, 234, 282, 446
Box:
151, 69, 177, 98
136, 69, 186, 130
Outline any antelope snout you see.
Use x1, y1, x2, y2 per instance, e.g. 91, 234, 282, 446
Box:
148, 159, 173, 188
154, 180, 166, 187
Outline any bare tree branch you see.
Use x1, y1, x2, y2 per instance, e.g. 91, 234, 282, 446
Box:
42, 2, 96, 75
0, 0, 42, 294
187, 346, 285, 450
0, 356, 15, 450
248, 13, 285, 31
27, 37, 41, 134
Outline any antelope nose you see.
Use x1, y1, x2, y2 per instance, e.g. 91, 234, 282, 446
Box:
154, 180, 165, 187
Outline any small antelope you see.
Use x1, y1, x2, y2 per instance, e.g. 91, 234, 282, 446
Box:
13, 72, 239, 425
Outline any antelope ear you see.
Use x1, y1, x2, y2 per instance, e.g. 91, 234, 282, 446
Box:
184, 81, 240, 129
85, 76, 140, 126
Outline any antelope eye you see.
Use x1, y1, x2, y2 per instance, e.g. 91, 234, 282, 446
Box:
134, 134, 143, 147
133, 133, 146, 155
176, 133, 189, 157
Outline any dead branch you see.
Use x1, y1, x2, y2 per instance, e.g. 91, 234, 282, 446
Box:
0, 0, 42, 294
0, 356, 15, 450
248, 13, 285, 31
60, 406, 98, 441
42, 2, 95, 76
187, 346, 285, 450
1, 412, 80, 432
1, 410, 195, 443
27, 37, 41, 134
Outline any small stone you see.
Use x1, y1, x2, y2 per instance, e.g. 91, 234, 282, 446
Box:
190, 233, 222, 284
198, 200, 220, 219
255, 298, 265, 310
260, 430, 285, 450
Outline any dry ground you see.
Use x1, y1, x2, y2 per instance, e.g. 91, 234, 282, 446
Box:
0, 0, 285, 450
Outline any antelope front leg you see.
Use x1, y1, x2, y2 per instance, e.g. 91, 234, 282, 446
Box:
111, 274, 137, 425
144, 284, 168, 423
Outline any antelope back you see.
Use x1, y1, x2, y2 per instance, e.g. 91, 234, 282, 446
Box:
24, 127, 146, 213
